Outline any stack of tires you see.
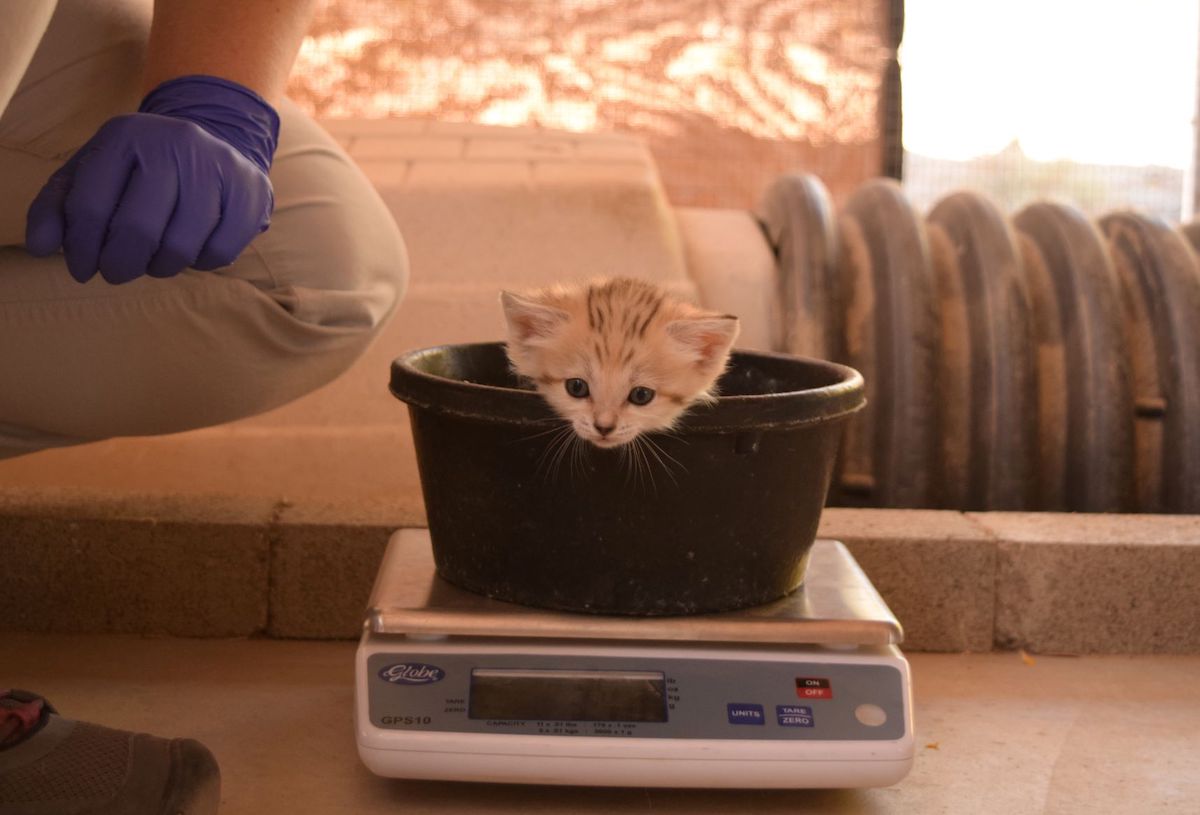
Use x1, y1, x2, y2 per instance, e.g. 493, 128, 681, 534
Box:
759, 174, 1200, 513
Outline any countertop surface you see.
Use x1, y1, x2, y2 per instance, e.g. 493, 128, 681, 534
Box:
8, 634, 1199, 814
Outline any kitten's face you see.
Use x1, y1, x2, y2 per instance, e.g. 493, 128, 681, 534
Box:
502, 280, 739, 448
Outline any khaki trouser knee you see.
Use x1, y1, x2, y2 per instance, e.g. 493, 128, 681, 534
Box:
0, 0, 409, 457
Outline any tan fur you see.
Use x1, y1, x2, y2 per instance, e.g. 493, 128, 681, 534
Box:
501, 278, 740, 448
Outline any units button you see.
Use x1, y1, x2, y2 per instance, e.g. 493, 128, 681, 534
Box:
726, 703, 765, 725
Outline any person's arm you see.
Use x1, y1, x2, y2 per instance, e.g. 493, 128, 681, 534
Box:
143, 0, 318, 103
25, 0, 318, 284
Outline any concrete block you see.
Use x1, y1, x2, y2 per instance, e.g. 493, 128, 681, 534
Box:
818, 508, 996, 652
972, 512, 1200, 654
675, 207, 778, 352
576, 139, 654, 162
405, 159, 533, 188
0, 424, 428, 514
531, 160, 656, 187
346, 159, 410, 187
268, 499, 413, 638
427, 121, 536, 137
353, 136, 464, 160
0, 488, 274, 637
466, 136, 577, 160
378, 185, 689, 291
0, 486, 277, 525
319, 118, 431, 139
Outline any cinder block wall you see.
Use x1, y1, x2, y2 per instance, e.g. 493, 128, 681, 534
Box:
2, 487, 1196, 654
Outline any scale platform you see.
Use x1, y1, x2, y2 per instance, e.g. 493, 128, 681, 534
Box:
356, 529, 915, 789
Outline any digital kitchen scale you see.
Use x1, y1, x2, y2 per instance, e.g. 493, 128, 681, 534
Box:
355, 529, 914, 788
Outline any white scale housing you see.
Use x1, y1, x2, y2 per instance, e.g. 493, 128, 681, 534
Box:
356, 530, 914, 788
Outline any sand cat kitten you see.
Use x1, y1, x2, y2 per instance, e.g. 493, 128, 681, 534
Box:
501, 278, 740, 448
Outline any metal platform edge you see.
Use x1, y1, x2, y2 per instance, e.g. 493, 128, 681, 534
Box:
367, 529, 904, 647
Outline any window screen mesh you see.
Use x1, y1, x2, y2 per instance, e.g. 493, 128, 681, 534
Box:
287, 0, 898, 209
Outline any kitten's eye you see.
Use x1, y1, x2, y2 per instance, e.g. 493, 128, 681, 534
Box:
628, 386, 656, 406
565, 378, 590, 398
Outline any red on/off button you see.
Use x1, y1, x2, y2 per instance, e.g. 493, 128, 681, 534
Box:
796, 677, 833, 699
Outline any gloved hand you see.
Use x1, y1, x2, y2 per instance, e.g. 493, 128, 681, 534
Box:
25, 75, 280, 285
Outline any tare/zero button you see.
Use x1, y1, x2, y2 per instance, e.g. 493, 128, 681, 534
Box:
776, 705, 814, 727
795, 677, 832, 699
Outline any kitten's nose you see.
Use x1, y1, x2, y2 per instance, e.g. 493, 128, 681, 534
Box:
594, 422, 615, 437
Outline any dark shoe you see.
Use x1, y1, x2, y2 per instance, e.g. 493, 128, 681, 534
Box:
0, 690, 220, 815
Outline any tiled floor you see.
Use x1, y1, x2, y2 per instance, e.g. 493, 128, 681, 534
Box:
7, 634, 1199, 814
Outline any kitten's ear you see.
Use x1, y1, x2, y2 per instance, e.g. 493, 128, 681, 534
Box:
501, 291, 570, 344
667, 315, 740, 373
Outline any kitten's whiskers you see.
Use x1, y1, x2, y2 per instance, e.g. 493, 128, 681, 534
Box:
518, 420, 574, 444
642, 434, 685, 481
535, 424, 576, 482
570, 433, 588, 482
638, 434, 681, 487
622, 435, 658, 495
658, 424, 691, 446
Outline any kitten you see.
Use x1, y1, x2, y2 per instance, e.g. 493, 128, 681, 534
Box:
501, 277, 740, 448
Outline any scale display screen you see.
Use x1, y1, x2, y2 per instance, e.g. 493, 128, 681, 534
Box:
468, 668, 668, 722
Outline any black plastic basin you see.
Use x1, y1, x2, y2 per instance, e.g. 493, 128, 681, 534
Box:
390, 342, 865, 615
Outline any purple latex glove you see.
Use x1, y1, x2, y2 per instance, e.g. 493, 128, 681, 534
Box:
25, 75, 280, 284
